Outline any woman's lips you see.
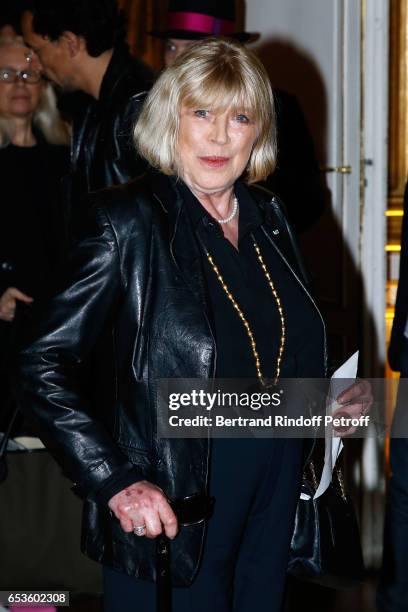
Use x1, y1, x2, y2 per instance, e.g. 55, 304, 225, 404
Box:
198, 156, 230, 168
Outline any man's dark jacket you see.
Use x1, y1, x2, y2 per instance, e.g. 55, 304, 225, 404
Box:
18, 174, 327, 585
65, 45, 153, 236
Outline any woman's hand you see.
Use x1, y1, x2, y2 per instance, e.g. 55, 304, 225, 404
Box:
332, 378, 373, 436
108, 480, 178, 539
0, 287, 33, 322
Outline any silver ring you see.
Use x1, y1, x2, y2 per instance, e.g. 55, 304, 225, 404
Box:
133, 524, 146, 536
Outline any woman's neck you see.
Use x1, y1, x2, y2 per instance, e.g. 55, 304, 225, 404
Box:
186, 182, 239, 249
9, 118, 36, 147
189, 186, 235, 221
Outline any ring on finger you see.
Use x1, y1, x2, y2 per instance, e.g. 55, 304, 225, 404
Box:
133, 524, 146, 536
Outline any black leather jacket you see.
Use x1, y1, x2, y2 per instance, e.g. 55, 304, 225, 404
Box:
65, 46, 153, 236
18, 173, 327, 585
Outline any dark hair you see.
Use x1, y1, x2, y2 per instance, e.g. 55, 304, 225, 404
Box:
0, 0, 34, 34
30, 0, 127, 57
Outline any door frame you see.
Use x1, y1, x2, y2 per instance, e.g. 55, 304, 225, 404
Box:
360, 0, 389, 375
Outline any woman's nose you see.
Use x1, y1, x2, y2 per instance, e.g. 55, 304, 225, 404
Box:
13, 79, 27, 91
210, 116, 230, 145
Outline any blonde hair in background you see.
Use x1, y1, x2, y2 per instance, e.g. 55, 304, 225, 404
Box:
0, 35, 70, 148
134, 38, 276, 183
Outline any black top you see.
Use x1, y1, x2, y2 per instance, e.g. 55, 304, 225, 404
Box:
0, 141, 68, 300
177, 180, 324, 379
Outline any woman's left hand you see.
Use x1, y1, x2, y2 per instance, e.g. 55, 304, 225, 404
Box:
332, 378, 373, 436
108, 480, 178, 539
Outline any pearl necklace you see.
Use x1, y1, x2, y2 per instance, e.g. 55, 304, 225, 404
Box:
216, 196, 239, 224
206, 238, 286, 387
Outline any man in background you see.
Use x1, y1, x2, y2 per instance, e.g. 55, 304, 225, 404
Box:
22, 0, 154, 236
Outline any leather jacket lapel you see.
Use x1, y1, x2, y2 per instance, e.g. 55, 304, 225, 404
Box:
249, 186, 312, 288
149, 173, 209, 312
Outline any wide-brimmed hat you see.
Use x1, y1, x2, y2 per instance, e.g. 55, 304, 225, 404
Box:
150, 0, 255, 42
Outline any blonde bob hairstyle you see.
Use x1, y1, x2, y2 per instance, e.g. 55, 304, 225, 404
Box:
0, 36, 70, 148
134, 38, 276, 183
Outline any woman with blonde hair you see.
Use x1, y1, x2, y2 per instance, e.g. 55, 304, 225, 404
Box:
0, 35, 68, 433
18, 39, 365, 611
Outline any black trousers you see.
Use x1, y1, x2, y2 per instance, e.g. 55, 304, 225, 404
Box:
103, 437, 304, 612
378, 340, 408, 611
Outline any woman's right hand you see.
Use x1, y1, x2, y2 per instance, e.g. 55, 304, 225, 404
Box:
108, 480, 178, 539
0, 287, 33, 322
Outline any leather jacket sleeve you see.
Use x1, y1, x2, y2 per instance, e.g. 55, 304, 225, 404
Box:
17, 207, 144, 500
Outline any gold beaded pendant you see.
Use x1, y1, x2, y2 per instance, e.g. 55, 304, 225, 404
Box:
206, 239, 286, 386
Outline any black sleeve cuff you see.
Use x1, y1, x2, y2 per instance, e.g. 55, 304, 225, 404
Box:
94, 467, 145, 505
71, 462, 147, 505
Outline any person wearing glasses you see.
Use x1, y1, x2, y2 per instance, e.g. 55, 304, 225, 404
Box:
18, 39, 368, 612
0, 35, 69, 433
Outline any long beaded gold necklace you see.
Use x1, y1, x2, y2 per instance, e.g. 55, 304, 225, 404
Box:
205, 238, 286, 386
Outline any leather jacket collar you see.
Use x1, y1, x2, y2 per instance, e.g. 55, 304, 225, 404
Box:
98, 46, 146, 108
148, 172, 210, 312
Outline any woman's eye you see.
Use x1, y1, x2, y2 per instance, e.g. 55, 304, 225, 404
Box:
194, 109, 209, 118
235, 114, 250, 124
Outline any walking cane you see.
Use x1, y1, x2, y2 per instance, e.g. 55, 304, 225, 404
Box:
156, 534, 172, 612
155, 493, 215, 611
0, 404, 19, 481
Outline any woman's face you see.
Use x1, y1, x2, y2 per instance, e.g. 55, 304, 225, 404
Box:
177, 103, 258, 196
0, 46, 43, 119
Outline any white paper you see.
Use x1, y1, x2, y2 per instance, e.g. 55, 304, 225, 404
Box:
300, 351, 359, 501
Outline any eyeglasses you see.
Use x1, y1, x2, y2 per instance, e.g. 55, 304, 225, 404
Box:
0, 68, 43, 84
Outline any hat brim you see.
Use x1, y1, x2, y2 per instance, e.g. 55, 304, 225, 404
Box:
149, 29, 255, 43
